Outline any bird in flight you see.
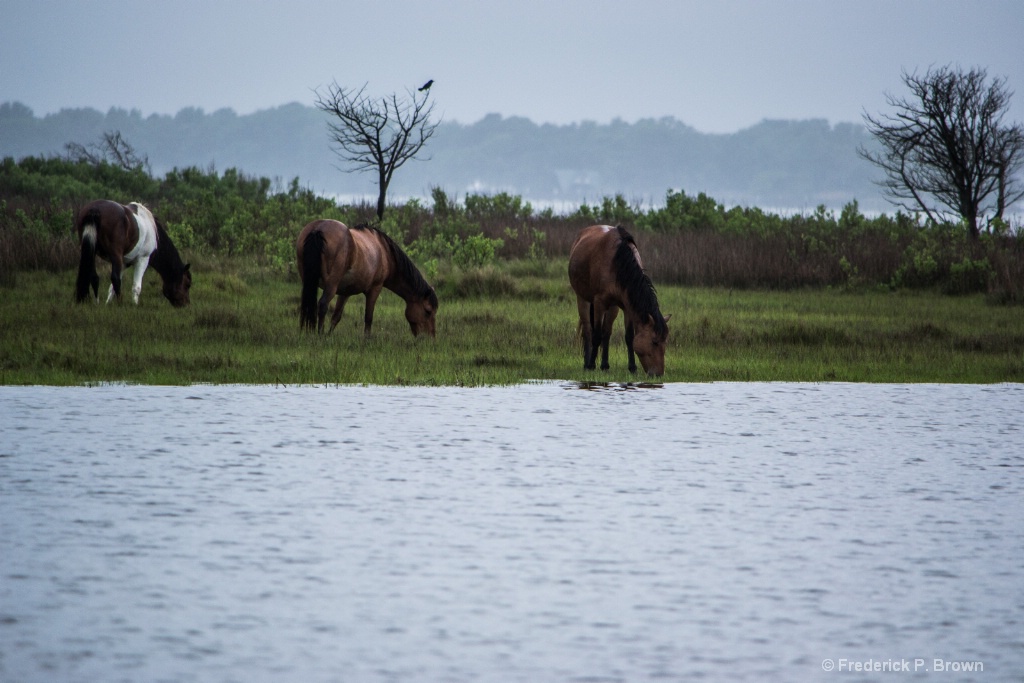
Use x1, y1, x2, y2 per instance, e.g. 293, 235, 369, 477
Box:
418, 79, 434, 92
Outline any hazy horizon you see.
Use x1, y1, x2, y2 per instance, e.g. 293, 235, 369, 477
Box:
1, 99, 874, 135
3, 0, 1023, 135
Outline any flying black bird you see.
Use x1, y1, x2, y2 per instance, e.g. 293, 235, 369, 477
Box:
418, 79, 434, 92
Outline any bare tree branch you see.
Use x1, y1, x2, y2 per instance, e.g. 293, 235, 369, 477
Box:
314, 81, 439, 220
64, 130, 150, 173
859, 65, 1024, 239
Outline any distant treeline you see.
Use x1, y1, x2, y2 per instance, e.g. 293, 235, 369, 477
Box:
0, 101, 883, 210
2, 155, 1022, 302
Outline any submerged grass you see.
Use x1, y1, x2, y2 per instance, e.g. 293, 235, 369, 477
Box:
1, 260, 1023, 385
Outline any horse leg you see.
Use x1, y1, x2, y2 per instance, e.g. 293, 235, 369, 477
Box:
328, 295, 350, 334
625, 320, 637, 374
106, 257, 125, 303
362, 287, 383, 337
317, 284, 338, 334
599, 316, 611, 370
589, 302, 601, 369
577, 296, 595, 370
130, 257, 151, 305
588, 308, 606, 370
591, 305, 606, 370
598, 306, 619, 371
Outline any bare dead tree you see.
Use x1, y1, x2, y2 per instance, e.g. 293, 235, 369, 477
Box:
65, 131, 150, 173
314, 81, 439, 220
993, 125, 1024, 223
859, 65, 1024, 239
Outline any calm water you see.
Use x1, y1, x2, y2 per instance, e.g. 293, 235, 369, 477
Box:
1, 383, 1022, 682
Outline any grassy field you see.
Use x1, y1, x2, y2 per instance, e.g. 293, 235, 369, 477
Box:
2, 258, 1023, 385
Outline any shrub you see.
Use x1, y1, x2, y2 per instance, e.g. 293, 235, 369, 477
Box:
570, 194, 641, 227
944, 257, 991, 295
3, 156, 1023, 298
464, 191, 533, 224
453, 233, 504, 269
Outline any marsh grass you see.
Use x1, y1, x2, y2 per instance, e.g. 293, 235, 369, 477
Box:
1, 260, 1022, 385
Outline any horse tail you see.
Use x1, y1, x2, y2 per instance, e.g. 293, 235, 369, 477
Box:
75, 211, 100, 303
300, 228, 325, 330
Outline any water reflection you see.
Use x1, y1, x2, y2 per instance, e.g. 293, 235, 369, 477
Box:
566, 380, 665, 391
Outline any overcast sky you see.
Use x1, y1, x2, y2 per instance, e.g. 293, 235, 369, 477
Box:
3, 0, 1022, 134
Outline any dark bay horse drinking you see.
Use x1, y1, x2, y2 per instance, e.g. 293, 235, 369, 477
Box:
568, 225, 671, 376
296, 220, 438, 336
75, 200, 191, 307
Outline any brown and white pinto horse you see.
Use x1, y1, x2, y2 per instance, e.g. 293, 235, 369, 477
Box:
75, 200, 191, 307
568, 225, 671, 376
297, 219, 438, 336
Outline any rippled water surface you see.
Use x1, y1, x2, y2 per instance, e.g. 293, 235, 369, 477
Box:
2, 383, 1023, 682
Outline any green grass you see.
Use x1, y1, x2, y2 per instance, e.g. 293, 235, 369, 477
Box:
2, 260, 1023, 385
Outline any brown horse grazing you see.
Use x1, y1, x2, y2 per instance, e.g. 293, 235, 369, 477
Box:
297, 219, 438, 336
75, 200, 191, 307
568, 225, 671, 376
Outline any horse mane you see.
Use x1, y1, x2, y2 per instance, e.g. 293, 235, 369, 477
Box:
150, 219, 188, 280
612, 226, 667, 334
355, 224, 438, 307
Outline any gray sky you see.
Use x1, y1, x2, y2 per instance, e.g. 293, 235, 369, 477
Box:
3, 0, 1023, 133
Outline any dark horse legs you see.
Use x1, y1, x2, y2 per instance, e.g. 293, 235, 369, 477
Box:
625, 320, 637, 373
592, 304, 616, 371
109, 259, 124, 302
583, 304, 637, 373
581, 302, 611, 371
594, 314, 610, 370
583, 302, 597, 370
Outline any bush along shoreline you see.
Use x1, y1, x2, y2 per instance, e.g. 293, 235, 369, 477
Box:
3, 155, 1022, 302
